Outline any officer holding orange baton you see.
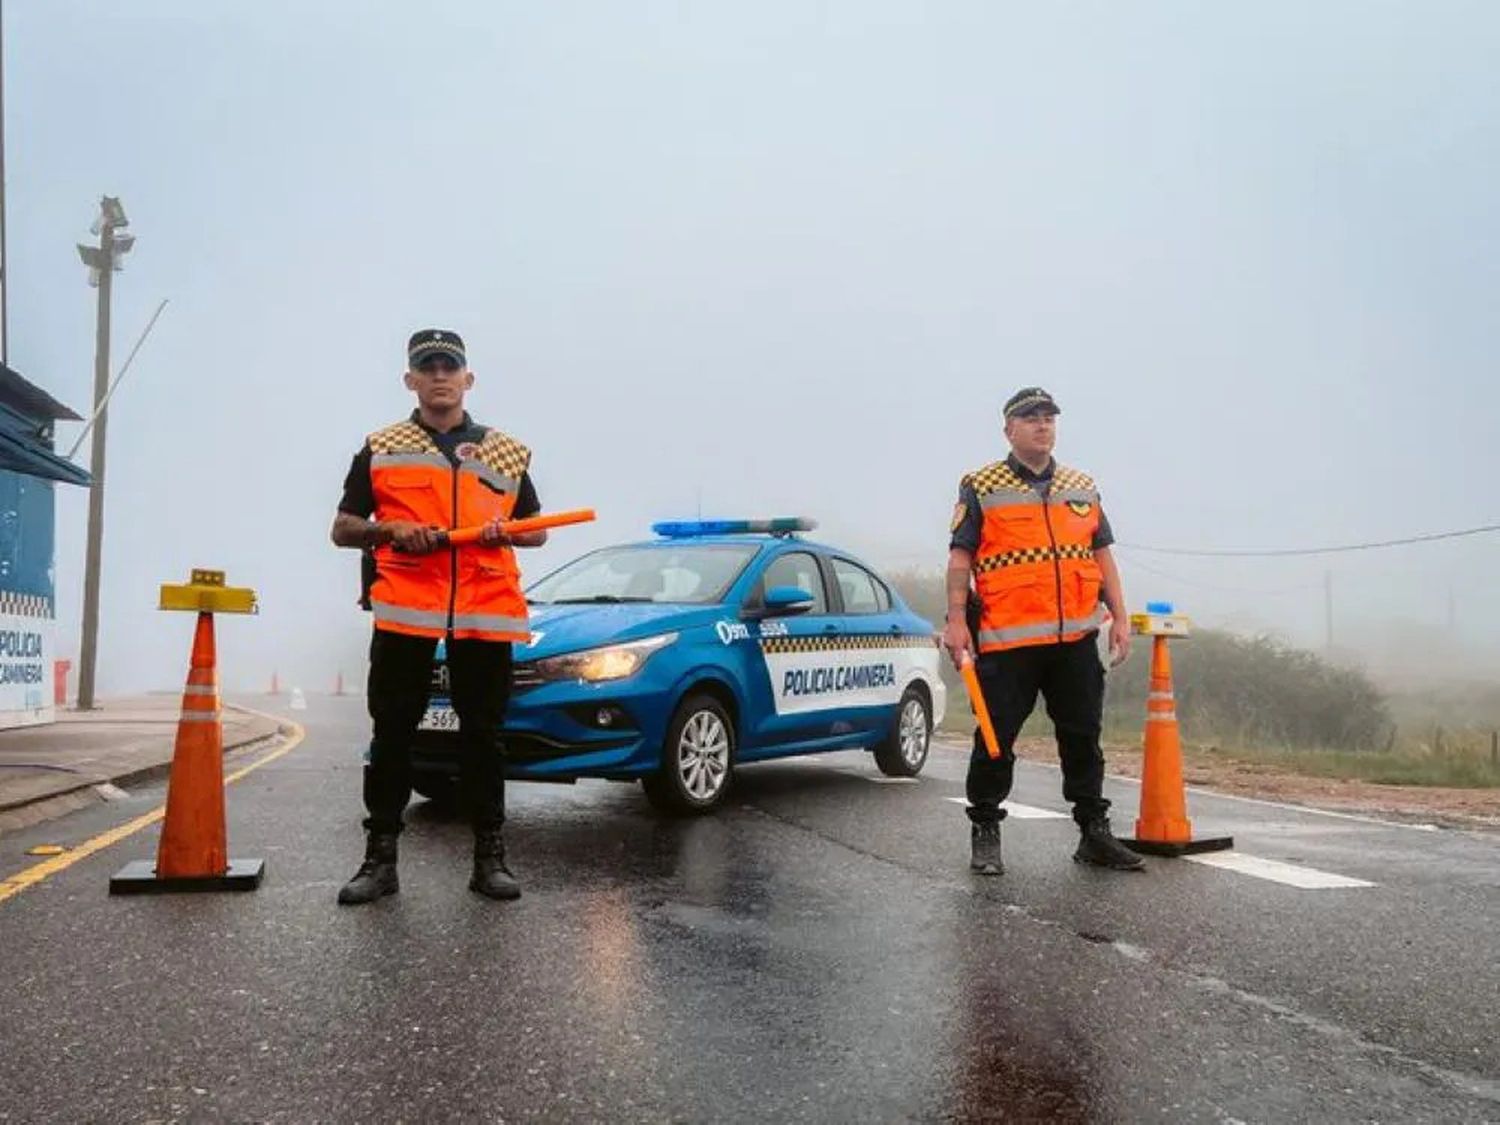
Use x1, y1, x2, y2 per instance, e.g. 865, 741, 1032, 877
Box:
330, 329, 549, 904
942, 387, 1142, 876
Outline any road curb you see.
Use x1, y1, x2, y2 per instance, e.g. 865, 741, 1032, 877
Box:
0, 704, 290, 832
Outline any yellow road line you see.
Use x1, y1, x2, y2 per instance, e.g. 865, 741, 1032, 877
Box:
0, 720, 307, 906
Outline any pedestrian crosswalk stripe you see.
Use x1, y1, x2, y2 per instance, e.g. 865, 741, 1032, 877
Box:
1185, 851, 1375, 889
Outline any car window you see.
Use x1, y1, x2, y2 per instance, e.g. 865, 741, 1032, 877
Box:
759, 551, 828, 614
831, 558, 889, 615
528, 544, 757, 605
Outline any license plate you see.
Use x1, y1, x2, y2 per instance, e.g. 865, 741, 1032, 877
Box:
418, 705, 459, 732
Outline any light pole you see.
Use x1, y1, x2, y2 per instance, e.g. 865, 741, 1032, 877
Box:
75, 195, 134, 710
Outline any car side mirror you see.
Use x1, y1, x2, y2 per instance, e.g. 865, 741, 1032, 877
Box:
760, 585, 816, 618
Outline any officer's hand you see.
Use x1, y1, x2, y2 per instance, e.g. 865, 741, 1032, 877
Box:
942, 617, 974, 668
1108, 616, 1132, 667
387, 521, 441, 554
477, 519, 512, 548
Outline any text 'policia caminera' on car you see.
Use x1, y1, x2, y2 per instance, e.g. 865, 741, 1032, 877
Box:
407, 518, 947, 813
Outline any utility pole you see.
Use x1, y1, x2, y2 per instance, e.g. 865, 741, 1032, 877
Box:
75, 196, 134, 710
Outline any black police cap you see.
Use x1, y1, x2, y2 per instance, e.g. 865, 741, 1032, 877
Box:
1003, 387, 1061, 419
408, 328, 466, 368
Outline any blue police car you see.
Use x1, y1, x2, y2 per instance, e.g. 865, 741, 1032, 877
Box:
411, 519, 947, 814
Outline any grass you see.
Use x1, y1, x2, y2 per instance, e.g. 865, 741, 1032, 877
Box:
1183, 744, 1500, 789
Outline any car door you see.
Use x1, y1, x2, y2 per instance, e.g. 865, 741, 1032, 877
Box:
825, 556, 909, 739
735, 547, 844, 756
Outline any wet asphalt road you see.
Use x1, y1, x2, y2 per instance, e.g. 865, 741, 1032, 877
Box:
1, 694, 1498, 1123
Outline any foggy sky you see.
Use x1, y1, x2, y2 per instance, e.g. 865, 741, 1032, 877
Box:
7, 1, 1498, 695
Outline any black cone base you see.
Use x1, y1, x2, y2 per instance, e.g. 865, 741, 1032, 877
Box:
109, 858, 265, 895
1123, 836, 1233, 857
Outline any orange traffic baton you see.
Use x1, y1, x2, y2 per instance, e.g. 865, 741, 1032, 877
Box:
111, 570, 265, 894
438, 507, 596, 547
960, 651, 1002, 760
1122, 603, 1232, 858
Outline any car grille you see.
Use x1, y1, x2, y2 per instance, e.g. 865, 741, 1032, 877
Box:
431, 661, 542, 694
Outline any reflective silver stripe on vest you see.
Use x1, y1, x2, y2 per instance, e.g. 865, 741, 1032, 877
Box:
978, 490, 1042, 510
1050, 488, 1099, 505
450, 611, 529, 636
371, 452, 451, 472
977, 608, 1105, 647
458, 461, 519, 495
370, 601, 450, 632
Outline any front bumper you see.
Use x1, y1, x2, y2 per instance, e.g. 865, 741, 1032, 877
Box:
412, 660, 687, 782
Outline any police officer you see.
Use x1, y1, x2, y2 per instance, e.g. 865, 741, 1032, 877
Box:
943, 387, 1143, 874
331, 329, 546, 904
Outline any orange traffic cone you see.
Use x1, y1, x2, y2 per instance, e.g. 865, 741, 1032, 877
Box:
110, 612, 265, 893
1124, 633, 1233, 857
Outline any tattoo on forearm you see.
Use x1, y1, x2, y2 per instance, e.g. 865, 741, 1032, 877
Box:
946, 562, 971, 616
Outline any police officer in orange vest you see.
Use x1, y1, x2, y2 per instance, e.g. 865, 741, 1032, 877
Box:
943, 387, 1143, 874
331, 329, 547, 904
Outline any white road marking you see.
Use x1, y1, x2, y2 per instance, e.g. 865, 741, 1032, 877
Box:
929, 738, 1442, 833
943, 797, 1068, 820
1185, 851, 1375, 889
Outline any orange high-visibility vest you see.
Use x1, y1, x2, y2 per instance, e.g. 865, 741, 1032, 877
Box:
965, 458, 1105, 653
367, 418, 531, 643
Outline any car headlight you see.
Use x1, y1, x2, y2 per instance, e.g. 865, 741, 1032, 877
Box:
532, 633, 678, 683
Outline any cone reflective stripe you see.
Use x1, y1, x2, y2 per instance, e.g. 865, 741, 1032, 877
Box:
960, 652, 1002, 761
1133, 637, 1192, 844
1124, 631, 1232, 858
155, 613, 228, 878
111, 569, 264, 894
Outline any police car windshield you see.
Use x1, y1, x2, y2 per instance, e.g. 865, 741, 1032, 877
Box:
528, 544, 758, 606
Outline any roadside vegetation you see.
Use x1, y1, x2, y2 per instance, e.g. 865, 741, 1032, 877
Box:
887, 568, 1500, 789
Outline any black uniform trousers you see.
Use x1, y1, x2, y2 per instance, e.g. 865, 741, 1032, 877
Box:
363, 628, 513, 836
965, 634, 1110, 828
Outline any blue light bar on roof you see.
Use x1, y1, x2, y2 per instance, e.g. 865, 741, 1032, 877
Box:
651, 518, 818, 539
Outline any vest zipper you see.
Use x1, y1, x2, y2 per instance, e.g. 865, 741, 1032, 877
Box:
1039, 485, 1064, 640
447, 458, 459, 634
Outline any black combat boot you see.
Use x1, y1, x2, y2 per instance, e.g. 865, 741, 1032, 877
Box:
1073, 818, 1144, 870
469, 829, 521, 900
970, 821, 1004, 876
337, 832, 399, 904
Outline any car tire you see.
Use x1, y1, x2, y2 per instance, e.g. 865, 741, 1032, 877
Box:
642, 694, 736, 815
874, 686, 931, 777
